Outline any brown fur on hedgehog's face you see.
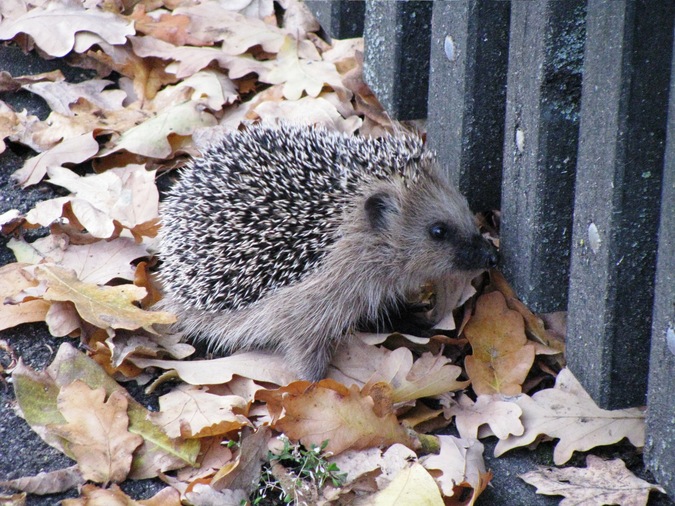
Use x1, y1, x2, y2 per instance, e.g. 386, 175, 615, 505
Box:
360, 170, 497, 288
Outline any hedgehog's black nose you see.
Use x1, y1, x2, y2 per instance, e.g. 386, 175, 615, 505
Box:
455, 236, 499, 271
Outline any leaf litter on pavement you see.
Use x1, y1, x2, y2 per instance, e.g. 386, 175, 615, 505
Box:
0, 0, 660, 504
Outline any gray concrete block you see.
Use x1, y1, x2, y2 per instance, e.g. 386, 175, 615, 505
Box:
566, 0, 673, 409
363, 0, 432, 120
305, 0, 365, 41
500, 0, 586, 314
644, 31, 675, 498
426, 0, 509, 212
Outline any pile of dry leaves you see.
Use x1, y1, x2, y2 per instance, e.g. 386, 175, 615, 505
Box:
0, 0, 664, 504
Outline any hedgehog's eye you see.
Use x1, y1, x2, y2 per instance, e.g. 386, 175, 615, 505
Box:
428, 222, 451, 241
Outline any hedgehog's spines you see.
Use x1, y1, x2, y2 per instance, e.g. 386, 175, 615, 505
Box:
159, 121, 496, 381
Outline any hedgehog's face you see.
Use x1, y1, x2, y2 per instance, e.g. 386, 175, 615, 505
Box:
362, 173, 497, 286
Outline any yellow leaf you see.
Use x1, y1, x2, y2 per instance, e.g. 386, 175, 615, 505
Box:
33, 264, 175, 332
360, 463, 444, 506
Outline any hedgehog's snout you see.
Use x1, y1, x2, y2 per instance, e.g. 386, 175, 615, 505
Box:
455, 235, 499, 271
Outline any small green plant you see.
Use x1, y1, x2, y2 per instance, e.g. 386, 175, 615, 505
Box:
250, 436, 347, 505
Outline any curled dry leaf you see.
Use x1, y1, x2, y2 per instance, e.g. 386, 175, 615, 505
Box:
49, 381, 143, 483
463, 290, 535, 395
28, 265, 175, 333
131, 351, 298, 386
0, 263, 50, 332
23, 79, 126, 117
12, 132, 99, 188
153, 384, 250, 438
495, 368, 645, 465
257, 379, 416, 456
0, 465, 84, 496
172, 3, 285, 51
210, 426, 271, 494
9, 235, 149, 284
519, 455, 665, 506
61, 483, 181, 506
420, 435, 490, 505
0, 5, 135, 58
25, 164, 159, 239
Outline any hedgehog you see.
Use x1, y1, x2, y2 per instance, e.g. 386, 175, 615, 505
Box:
158, 122, 497, 381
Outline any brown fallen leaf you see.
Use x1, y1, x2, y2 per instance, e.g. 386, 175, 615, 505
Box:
130, 351, 298, 386
23, 79, 126, 117
131, 5, 205, 47
12, 132, 99, 188
463, 290, 535, 395
211, 426, 271, 493
420, 435, 490, 505
257, 379, 416, 456
0, 466, 84, 496
61, 483, 181, 506
495, 368, 645, 464
9, 235, 149, 284
388, 351, 469, 404
152, 384, 250, 438
519, 455, 665, 506
0, 263, 50, 332
49, 381, 143, 483
30, 265, 175, 332
25, 164, 160, 240
0, 5, 134, 58
172, 3, 285, 51
490, 270, 565, 353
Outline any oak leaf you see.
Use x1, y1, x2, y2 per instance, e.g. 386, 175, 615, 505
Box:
103, 100, 217, 158
25, 164, 159, 239
463, 290, 535, 395
49, 381, 142, 483
12, 343, 199, 480
0, 262, 49, 331
172, 3, 285, 51
12, 132, 99, 188
62, 483, 181, 506
9, 235, 149, 284
257, 379, 415, 456
0, 5, 134, 58
153, 384, 249, 438
0, 466, 84, 496
495, 368, 645, 464
131, 351, 298, 386
443, 393, 524, 440
211, 426, 270, 493
519, 455, 665, 506
420, 435, 490, 505
30, 265, 175, 332
23, 79, 126, 117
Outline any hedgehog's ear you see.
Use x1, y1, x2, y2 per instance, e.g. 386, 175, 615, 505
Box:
364, 191, 400, 231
